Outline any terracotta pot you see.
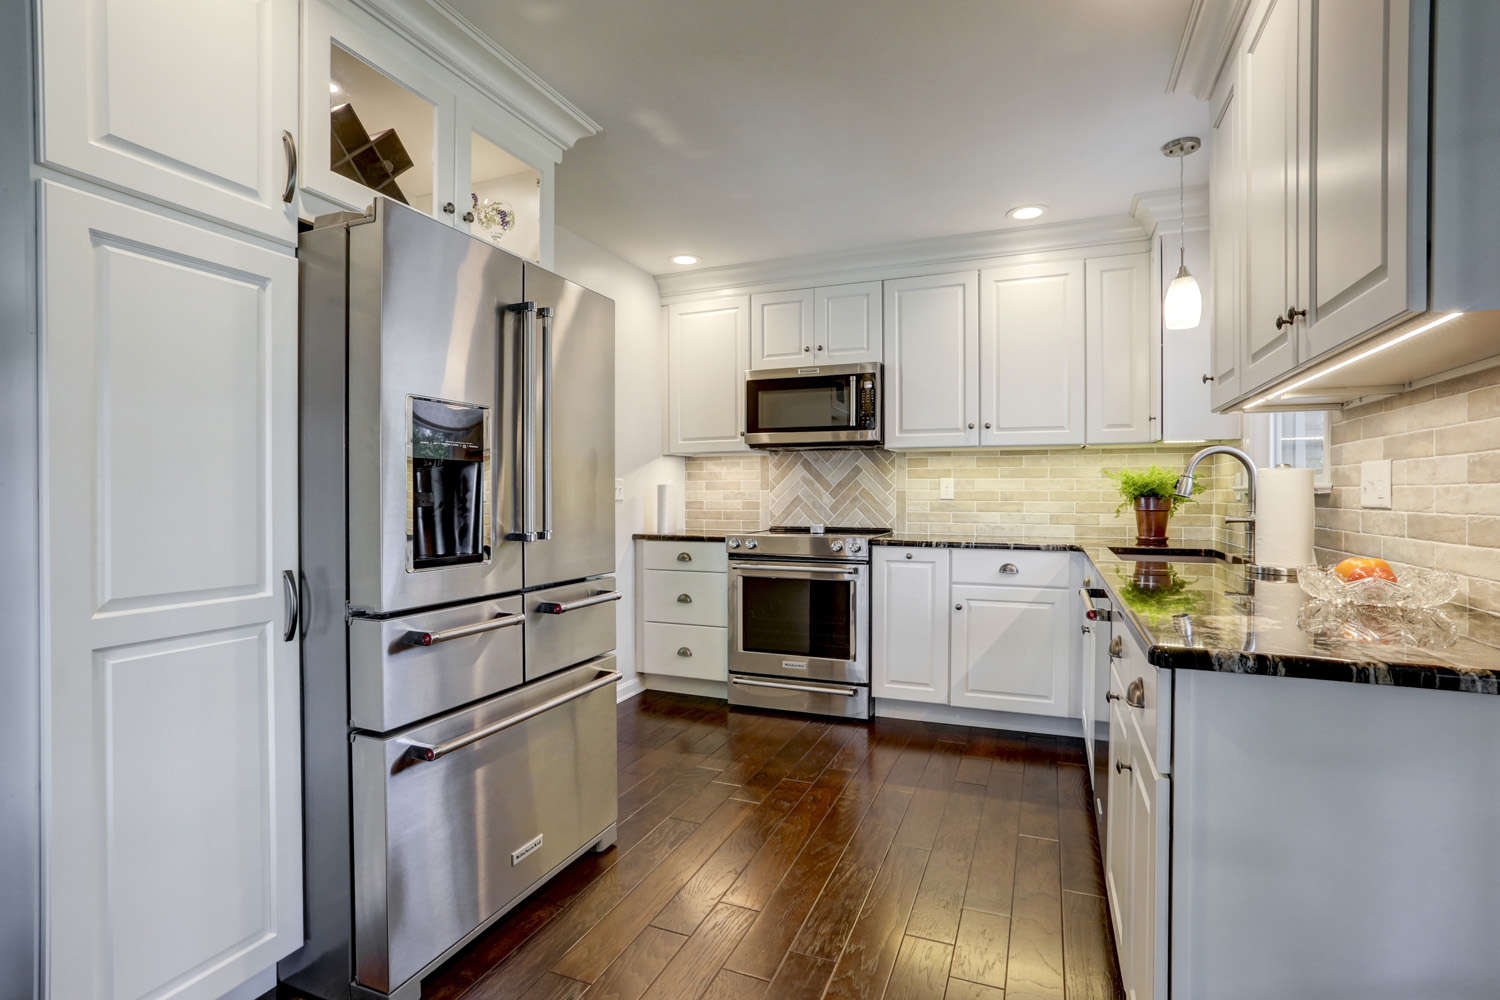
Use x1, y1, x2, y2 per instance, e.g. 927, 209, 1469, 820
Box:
1133, 496, 1172, 548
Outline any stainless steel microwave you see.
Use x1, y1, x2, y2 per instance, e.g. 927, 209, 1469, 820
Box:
744, 363, 882, 448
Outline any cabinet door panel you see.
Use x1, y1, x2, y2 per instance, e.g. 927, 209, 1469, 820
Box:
750, 289, 814, 369
950, 585, 1071, 715
1086, 254, 1155, 444
1104, 696, 1133, 975
668, 298, 750, 454
816, 281, 883, 364
1209, 79, 1246, 408
1128, 720, 1168, 1000
883, 272, 979, 449
41, 182, 301, 1000
1299, 0, 1422, 358
979, 261, 1085, 446
872, 548, 950, 704
38, 0, 299, 242
1241, 0, 1300, 390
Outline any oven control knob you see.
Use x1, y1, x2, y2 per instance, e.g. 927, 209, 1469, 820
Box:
743, 539, 758, 550
727, 538, 740, 549
848, 539, 863, 554
830, 540, 844, 552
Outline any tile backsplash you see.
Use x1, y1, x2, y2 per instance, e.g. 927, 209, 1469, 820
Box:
1315, 366, 1500, 614
686, 443, 1244, 548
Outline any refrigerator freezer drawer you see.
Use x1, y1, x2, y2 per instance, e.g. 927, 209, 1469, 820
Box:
727, 673, 873, 720
349, 596, 525, 731
525, 577, 619, 681
351, 658, 619, 995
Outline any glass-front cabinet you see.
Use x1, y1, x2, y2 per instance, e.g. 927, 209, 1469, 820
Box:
301, 0, 552, 263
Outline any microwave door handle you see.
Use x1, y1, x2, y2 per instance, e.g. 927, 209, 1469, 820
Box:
848, 375, 859, 427
539, 305, 554, 541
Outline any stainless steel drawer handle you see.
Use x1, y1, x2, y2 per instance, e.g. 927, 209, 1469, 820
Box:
677, 551, 692, 562
1078, 587, 1112, 621
677, 647, 693, 657
405, 670, 622, 762
1108, 635, 1124, 658
401, 613, 524, 647
999, 563, 1019, 574
1116, 759, 1132, 774
731, 676, 858, 698
1126, 677, 1146, 710
676, 593, 693, 604
536, 591, 623, 615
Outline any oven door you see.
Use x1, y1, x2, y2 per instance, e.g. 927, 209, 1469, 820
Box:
729, 561, 868, 683
744, 363, 881, 448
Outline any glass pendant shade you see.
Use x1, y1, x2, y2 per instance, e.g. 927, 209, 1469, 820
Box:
1164, 264, 1203, 330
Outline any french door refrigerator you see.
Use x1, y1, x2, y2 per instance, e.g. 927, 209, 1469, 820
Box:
281, 198, 619, 1000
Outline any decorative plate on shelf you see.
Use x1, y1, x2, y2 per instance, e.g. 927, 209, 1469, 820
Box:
1297, 563, 1459, 609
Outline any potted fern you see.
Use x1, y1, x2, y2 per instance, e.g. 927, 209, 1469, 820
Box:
1104, 464, 1204, 548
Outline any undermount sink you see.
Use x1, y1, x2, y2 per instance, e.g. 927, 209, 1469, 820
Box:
1108, 546, 1239, 565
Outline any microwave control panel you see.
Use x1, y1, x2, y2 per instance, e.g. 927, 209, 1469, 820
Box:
857, 377, 877, 429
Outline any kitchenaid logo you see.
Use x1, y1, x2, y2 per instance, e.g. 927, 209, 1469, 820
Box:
511, 833, 544, 866
782, 660, 808, 670
796, 367, 819, 374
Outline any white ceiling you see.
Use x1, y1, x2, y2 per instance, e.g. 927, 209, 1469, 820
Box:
446, 0, 1211, 276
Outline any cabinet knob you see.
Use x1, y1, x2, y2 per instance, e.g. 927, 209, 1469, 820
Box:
1081, 625, 1092, 635
984, 422, 992, 429
955, 603, 964, 611
1202, 374, 1215, 384
677, 552, 692, 562
462, 211, 475, 223
1275, 305, 1307, 330
1116, 759, 1133, 774
677, 593, 693, 604
905, 552, 913, 560
1106, 690, 1121, 702
804, 345, 811, 352
677, 646, 693, 657
442, 202, 456, 215
817, 345, 824, 351
967, 422, 975, 429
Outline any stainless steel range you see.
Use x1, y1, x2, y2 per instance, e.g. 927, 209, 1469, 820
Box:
726, 526, 890, 719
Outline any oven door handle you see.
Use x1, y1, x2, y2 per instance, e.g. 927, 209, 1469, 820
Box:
731, 563, 861, 579
731, 676, 859, 698
405, 670, 622, 761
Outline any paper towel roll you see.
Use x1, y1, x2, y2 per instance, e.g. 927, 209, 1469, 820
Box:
656, 483, 672, 534
1256, 466, 1316, 569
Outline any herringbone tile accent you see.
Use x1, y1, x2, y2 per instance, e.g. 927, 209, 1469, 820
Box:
767, 450, 896, 528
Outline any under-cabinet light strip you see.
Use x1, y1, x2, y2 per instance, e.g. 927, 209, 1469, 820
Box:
1244, 311, 1464, 409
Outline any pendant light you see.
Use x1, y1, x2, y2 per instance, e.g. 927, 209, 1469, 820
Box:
1161, 136, 1203, 330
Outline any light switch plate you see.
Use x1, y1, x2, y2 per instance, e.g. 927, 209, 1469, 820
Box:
939, 478, 955, 501
613, 478, 624, 503
1360, 460, 1392, 509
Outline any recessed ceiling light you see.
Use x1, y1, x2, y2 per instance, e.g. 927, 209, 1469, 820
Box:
671, 255, 699, 265
330, 82, 341, 94
1007, 205, 1046, 221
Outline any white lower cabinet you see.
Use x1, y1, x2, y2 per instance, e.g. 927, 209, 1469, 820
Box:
637, 540, 729, 680
40, 182, 302, 1000
949, 585, 1073, 715
871, 548, 950, 704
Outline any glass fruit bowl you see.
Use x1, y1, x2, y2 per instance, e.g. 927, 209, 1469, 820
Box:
1297, 601, 1460, 647
1297, 563, 1459, 609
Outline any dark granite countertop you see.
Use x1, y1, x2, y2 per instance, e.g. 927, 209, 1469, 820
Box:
872, 532, 1085, 551
633, 531, 728, 542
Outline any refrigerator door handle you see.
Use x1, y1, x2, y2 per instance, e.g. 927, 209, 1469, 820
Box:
538, 305, 554, 541
507, 301, 539, 542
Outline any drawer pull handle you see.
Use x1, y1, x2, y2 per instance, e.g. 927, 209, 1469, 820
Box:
677, 552, 692, 562
999, 563, 1019, 574
1116, 759, 1132, 774
677, 647, 693, 657
402, 613, 524, 647
405, 669, 621, 761
677, 593, 693, 604
1126, 677, 1146, 710
1108, 635, 1123, 658
535, 591, 623, 615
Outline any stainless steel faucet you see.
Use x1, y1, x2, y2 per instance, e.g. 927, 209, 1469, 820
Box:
1175, 445, 1258, 564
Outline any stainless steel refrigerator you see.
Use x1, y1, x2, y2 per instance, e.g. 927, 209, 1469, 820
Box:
280, 198, 619, 1000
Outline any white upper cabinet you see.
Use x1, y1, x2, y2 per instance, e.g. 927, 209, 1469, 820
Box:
883, 271, 980, 449
458, 100, 549, 264
40, 182, 303, 1000
37, 0, 300, 243
668, 298, 750, 455
1240, 0, 1300, 391
815, 281, 883, 364
1085, 254, 1156, 444
949, 585, 1073, 716
1296, 0, 1422, 360
978, 261, 1086, 447
1208, 75, 1246, 409
872, 548, 951, 705
749, 288, 816, 370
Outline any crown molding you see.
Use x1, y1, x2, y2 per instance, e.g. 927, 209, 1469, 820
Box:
655, 214, 1152, 300
1131, 186, 1210, 237
351, 0, 601, 156
1168, 0, 1255, 99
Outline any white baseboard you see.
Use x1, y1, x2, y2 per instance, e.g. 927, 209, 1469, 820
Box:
640, 673, 729, 700
615, 676, 644, 703
874, 699, 1085, 740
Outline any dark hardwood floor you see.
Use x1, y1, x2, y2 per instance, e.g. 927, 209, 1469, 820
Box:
418, 691, 1125, 1000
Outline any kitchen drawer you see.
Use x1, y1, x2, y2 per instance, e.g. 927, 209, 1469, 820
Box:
952, 548, 1074, 588
642, 540, 728, 573
643, 569, 728, 627
644, 622, 728, 681
525, 577, 620, 681
1110, 641, 1170, 775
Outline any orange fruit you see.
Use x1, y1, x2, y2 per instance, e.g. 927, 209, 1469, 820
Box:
1335, 557, 1398, 583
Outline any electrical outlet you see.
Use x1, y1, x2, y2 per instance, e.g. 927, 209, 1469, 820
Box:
1360, 460, 1392, 509
939, 478, 955, 501
613, 478, 624, 503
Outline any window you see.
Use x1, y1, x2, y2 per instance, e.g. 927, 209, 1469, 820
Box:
1251, 411, 1331, 489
